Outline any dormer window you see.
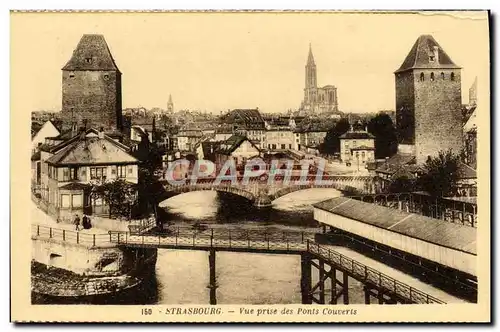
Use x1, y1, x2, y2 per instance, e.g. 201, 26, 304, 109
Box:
85, 57, 93, 64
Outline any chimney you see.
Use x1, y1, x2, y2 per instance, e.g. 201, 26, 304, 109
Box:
433, 46, 439, 63
71, 122, 78, 137
98, 127, 105, 139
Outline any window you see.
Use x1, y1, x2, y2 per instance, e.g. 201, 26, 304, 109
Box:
69, 167, 78, 180
69, 72, 75, 78
451, 72, 455, 81
441, 72, 445, 80
429, 55, 435, 62
117, 165, 127, 178
128, 166, 133, 174
72, 194, 82, 208
90, 167, 107, 180
281, 144, 286, 150
103, 74, 109, 80
420, 73, 425, 82
61, 194, 70, 208
430, 72, 435, 81
63, 168, 69, 181
85, 57, 93, 64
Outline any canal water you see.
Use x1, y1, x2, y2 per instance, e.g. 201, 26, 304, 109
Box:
34, 189, 375, 305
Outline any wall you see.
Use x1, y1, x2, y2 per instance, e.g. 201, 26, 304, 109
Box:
32, 237, 157, 277
414, 69, 463, 163
61, 70, 122, 131
395, 71, 416, 145
264, 130, 294, 150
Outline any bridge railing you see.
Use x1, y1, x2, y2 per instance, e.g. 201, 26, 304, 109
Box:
109, 227, 312, 252
31, 224, 111, 247
306, 241, 446, 304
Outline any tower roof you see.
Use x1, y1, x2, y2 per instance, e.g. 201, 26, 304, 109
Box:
168, 94, 173, 104
307, 43, 315, 66
62, 34, 120, 72
395, 35, 460, 73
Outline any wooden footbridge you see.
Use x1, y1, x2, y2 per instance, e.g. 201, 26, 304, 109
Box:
32, 224, 446, 305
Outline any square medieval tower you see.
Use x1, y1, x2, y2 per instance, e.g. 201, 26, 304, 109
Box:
61, 34, 122, 132
395, 35, 463, 164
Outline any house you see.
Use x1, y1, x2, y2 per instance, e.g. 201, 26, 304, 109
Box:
176, 130, 203, 151
220, 109, 266, 147
214, 135, 260, 170
339, 125, 376, 165
293, 117, 336, 151
32, 120, 61, 154
38, 128, 140, 221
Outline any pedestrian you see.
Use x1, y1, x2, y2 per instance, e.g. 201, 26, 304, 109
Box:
74, 214, 81, 231
82, 214, 90, 229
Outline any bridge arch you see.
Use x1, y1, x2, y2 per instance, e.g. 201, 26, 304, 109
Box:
159, 184, 256, 204
270, 184, 344, 201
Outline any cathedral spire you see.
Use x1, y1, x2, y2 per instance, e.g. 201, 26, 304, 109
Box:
307, 43, 315, 66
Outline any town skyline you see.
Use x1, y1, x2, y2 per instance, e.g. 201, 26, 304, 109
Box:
13, 12, 488, 114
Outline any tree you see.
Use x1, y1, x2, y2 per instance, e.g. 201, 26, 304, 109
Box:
418, 150, 460, 197
367, 113, 398, 159
89, 178, 138, 219
319, 118, 350, 155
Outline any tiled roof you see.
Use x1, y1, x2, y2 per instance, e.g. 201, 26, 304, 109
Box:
395, 35, 460, 73
294, 118, 336, 133
350, 145, 375, 150
62, 34, 120, 72
340, 131, 375, 139
375, 153, 416, 175
59, 182, 90, 191
46, 132, 138, 166
216, 135, 258, 156
314, 197, 476, 255
221, 109, 265, 130
457, 162, 477, 179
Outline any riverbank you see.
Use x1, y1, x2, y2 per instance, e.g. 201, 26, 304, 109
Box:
31, 261, 143, 301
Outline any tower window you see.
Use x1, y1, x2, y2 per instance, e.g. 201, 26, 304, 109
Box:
429, 55, 435, 62
430, 72, 435, 81
69, 72, 75, 78
419, 73, 425, 82
441, 72, 445, 80
103, 74, 109, 80
85, 57, 93, 64
451, 72, 455, 81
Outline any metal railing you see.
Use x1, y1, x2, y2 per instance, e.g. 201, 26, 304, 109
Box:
109, 227, 313, 253
31, 224, 111, 247
306, 241, 445, 304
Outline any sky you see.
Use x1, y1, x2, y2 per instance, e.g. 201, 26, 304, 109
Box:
11, 11, 489, 114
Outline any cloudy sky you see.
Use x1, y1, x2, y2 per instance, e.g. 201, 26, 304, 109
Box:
11, 11, 489, 114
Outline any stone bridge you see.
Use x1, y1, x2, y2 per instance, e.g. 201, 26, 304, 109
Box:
156, 175, 379, 207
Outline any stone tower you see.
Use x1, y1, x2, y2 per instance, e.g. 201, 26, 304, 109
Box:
61, 34, 122, 133
395, 35, 462, 164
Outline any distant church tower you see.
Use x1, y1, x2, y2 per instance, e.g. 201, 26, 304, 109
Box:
167, 94, 174, 113
395, 35, 462, 164
61, 34, 122, 132
300, 44, 338, 114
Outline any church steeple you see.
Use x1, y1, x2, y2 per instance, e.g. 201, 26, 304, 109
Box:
307, 43, 315, 66
167, 94, 174, 113
305, 44, 317, 89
